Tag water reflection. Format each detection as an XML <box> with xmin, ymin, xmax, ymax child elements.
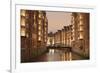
<box><xmin>48</xmin><ymin>48</ymin><xmax>72</xmax><ymax>61</ymax></box>
<box><xmin>49</xmin><ymin>49</ymin><xmax>55</xmax><ymax>54</ymax></box>
<box><xmin>31</xmin><ymin>48</ymin><xmax>85</xmax><ymax>62</ymax></box>
<box><xmin>61</xmin><ymin>51</ymin><xmax>72</xmax><ymax>61</ymax></box>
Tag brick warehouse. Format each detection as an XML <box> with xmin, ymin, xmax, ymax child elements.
<box><xmin>20</xmin><ymin>10</ymin><xmax>48</xmax><ymax>62</ymax></box>
<box><xmin>71</xmin><ymin>13</ymin><xmax>90</xmax><ymax>58</ymax></box>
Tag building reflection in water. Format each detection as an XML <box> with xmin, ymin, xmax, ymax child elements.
<box><xmin>61</xmin><ymin>51</ymin><xmax>72</xmax><ymax>61</ymax></box>
<box><xmin>48</xmin><ymin>48</ymin><xmax>72</xmax><ymax>61</ymax></box>
<box><xmin>49</xmin><ymin>49</ymin><xmax>55</xmax><ymax>54</ymax></box>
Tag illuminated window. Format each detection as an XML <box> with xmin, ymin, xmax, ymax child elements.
<box><xmin>34</xmin><ymin>15</ymin><xmax>36</xmax><ymax>20</ymax></box>
<box><xmin>21</xmin><ymin>18</ymin><xmax>25</xmax><ymax>26</ymax></box>
<box><xmin>38</xmin><ymin>31</ymin><xmax>41</xmax><ymax>35</ymax></box>
<box><xmin>38</xmin><ymin>11</ymin><xmax>42</xmax><ymax>18</ymax></box>
<box><xmin>38</xmin><ymin>26</ymin><xmax>41</xmax><ymax>30</ymax></box>
<box><xmin>79</xmin><ymin>26</ymin><xmax>83</xmax><ymax>31</ymax></box>
<box><xmin>79</xmin><ymin>14</ymin><xmax>82</xmax><ymax>19</ymax></box>
<box><xmin>79</xmin><ymin>21</ymin><xmax>83</xmax><ymax>25</ymax></box>
<box><xmin>21</xmin><ymin>28</ymin><xmax>25</xmax><ymax>36</ymax></box>
<box><xmin>21</xmin><ymin>10</ymin><xmax>25</xmax><ymax>16</ymax></box>
<box><xmin>38</xmin><ymin>14</ymin><xmax>42</xmax><ymax>18</ymax></box>
<box><xmin>79</xmin><ymin>32</ymin><xmax>83</xmax><ymax>39</ymax></box>
<box><xmin>38</xmin><ymin>20</ymin><xmax>41</xmax><ymax>24</ymax></box>
<box><xmin>38</xmin><ymin>36</ymin><xmax>41</xmax><ymax>41</ymax></box>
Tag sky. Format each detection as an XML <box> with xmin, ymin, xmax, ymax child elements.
<box><xmin>46</xmin><ymin>11</ymin><xmax>72</xmax><ymax>33</ymax></box>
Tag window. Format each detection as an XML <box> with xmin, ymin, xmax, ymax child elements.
<box><xmin>38</xmin><ymin>36</ymin><xmax>41</xmax><ymax>41</ymax></box>
<box><xmin>21</xmin><ymin>10</ymin><xmax>25</xmax><ymax>16</ymax></box>
<box><xmin>38</xmin><ymin>31</ymin><xmax>41</xmax><ymax>35</ymax></box>
<box><xmin>38</xmin><ymin>11</ymin><xmax>42</xmax><ymax>18</ymax></box>
<box><xmin>38</xmin><ymin>20</ymin><xmax>41</xmax><ymax>24</ymax></box>
<box><xmin>38</xmin><ymin>14</ymin><xmax>42</xmax><ymax>18</ymax></box>
<box><xmin>34</xmin><ymin>14</ymin><xmax>36</xmax><ymax>20</ymax></box>
<box><xmin>38</xmin><ymin>26</ymin><xmax>41</xmax><ymax>30</ymax></box>
<box><xmin>79</xmin><ymin>26</ymin><xmax>83</xmax><ymax>31</ymax></box>
<box><xmin>21</xmin><ymin>28</ymin><xmax>25</xmax><ymax>36</ymax></box>
<box><xmin>79</xmin><ymin>14</ymin><xmax>82</xmax><ymax>19</ymax></box>
<box><xmin>21</xmin><ymin>18</ymin><xmax>25</xmax><ymax>26</ymax></box>
<box><xmin>79</xmin><ymin>32</ymin><xmax>84</xmax><ymax>39</ymax></box>
<box><xmin>79</xmin><ymin>21</ymin><xmax>83</xmax><ymax>25</ymax></box>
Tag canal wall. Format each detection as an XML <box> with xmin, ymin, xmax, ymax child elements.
<box><xmin>72</xmin><ymin>48</ymin><xmax>89</xmax><ymax>59</ymax></box>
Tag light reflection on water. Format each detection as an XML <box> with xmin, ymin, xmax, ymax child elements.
<box><xmin>61</xmin><ymin>52</ymin><xmax>72</xmax><ymax>61</ymax></box>
<box><xmin>48</xmin><ymin>49</ymin><xmax>72</xmax><ymax>61</ymax></box>
<box><xmin>49</xmin><ymin>49</ymin><xmax>55</xmax><ymax>54</ymax></box>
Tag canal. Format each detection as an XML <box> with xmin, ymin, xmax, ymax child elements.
<box><xmin>32</xmin><ymin>48</ymin><xmax>87</xmax><ymax>62</ymax></box>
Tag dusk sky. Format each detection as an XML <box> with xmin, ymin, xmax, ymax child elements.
<box><xmin>46</xmin><ymin>11</ymin><xmax>72</xmax><ymax>33</ymax></box>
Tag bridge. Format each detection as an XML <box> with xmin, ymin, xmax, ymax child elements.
<box><xmin>46</xmin><ymin>46</ymin><xmax>72</xmax><ymax>52</ymax></box>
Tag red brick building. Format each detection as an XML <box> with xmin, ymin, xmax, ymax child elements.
<box><xmin>20</xmin><ymin>10</ymin><xmax>48</xmax><ymax>62</ymax></box>
<box><xmin>71</xmin><ymin>13</ymin><xmax>90</xmax><ymax>58</ymax></box>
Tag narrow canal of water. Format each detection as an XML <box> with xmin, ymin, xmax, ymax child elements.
<box><xmin>32</xmin><ymin>48</ymin><xmax>86</xmax><ymax>62</ymax></box>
